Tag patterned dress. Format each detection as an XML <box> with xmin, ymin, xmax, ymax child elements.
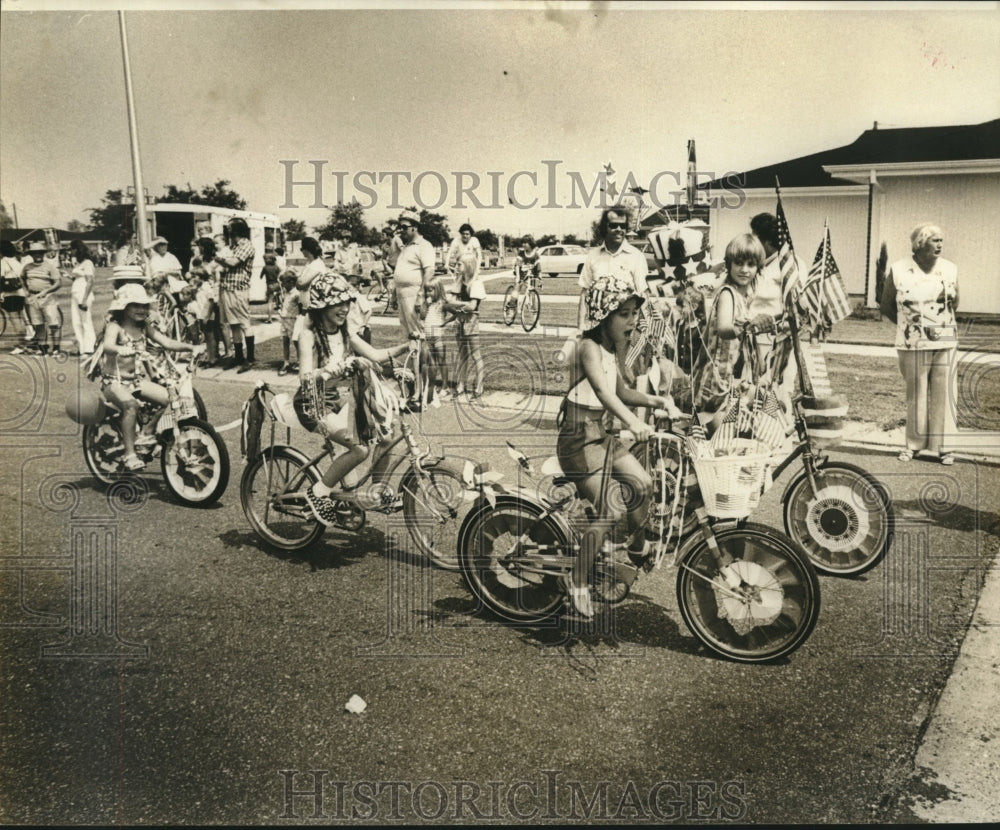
<box><xmin>691</xmin><ymin>284</ymin><xmax>751</xmax><ymax>414</ymax></box>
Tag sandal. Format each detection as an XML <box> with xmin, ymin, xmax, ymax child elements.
<box><xmin>135</xmin><ymin>433</ymin><xmax>158</xmax><ymax>448</ymax></box>
<box><xmin>939</xmin><ymin>452</ymin><xmax>955</xmax><ymax>466</ymax></box>
<box><xmin>898</xmin><ymin>449</ymin><xmax>914</xmax><ymax>462</ymax></box>
<box><xmin>123</xmin><ymin>453</ymin><xmax>145</xmax><ymax>471</ymax></box>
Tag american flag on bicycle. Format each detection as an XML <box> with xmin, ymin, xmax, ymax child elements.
<box><xmin>800</xmin><ymin>223</ymin><xmax>852</xmax><ymax>330</ymax></box>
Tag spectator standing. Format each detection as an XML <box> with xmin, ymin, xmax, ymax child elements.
<box><xmin>215</xmin><ymin>218</ymin><xmax>257</xmax><ymax>373</ymax></box>
<box><xmin>879</xmin><ymin>222</ymin><xmax>959</xmax><ymax>465</ymax></box>
<box><xmin>114</xmin><ymin>231</ymin><xmax>143</xmax><ymax>267</ymax></box>
<box><xmin>444</xmin><ymin>255</ymin><xmax>486</xmax><ymax>400</ymax></box>
<box><xmin>748</xmin><ymin>212</ymin><xmax>804</xmax><ymax>409</ymax></box>
<box><xmin>20</xmin><ymin>242</ymin><xmax>63</xmax><ymax>354</ymax></box>
<box><xmin>393</xmin><ymin>210</ymin><xmax>435</xmax><ymax>339</ymax></box>
<box><xmin>68</xmin><ymin>240</ymin><xmax>97</xmax><ymax>357</ymax></box>
<box><xmin>446</xmin><ymin>223</ymin><xmax>482</xmax><ymax>276</ymax></box>
<box><xmin>334</xmin><ymin>230</ymin><xmax>360</xmax><ymax>278</ymax></box>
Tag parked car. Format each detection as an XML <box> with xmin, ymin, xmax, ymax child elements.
<box><xmin>631</xmin><ymin>238</ymin><xmax>664</xmax><ymax>278</ymax></box>
<box><xmin>537</xmin><ymin>244</ymin><xmax>588</xmax><ymax>277</ymax></box>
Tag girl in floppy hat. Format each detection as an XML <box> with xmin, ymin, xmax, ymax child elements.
<box><xmin>556</xmin><ymin>274</ymin><xmax>680</xmax><ymax>618</ymax></box>
<box><xmin>296</xmin><ymin>271</ymin><xmax>416</xmax><ymax>527</ymax></box>
<box><xmin>100</xmin><ymin>284</ymin><xmax>204</xmax><ymax>471</ymax></box>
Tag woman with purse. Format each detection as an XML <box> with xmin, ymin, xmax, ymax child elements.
<box><xmin>879</xmin><ymin>223</ymin><xmax>959</xmax><ymax>465</ymax></box>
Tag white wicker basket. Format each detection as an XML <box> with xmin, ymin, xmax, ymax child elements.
<box><xmin>689</xmin><ymin>437</ymin><xmax>772</xmax><ymax>519</ymax></box>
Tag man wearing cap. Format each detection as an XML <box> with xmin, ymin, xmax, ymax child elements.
<box><xmin>392</xmin><ymin>210</ymin><xmax>435</xmax><ymax>339</ymax></box>
<box><xmin>215</xmin><ymin>218</ymin><xmax>258</xmax><ymax>372</ymax></box>
<box><xmin>20</xmin><ymin>242</ymin><xmax>63</xmax><ymax>354</ymax></box>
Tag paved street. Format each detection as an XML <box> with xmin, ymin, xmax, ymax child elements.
<box><xmin>1</xmin><ymin>351</ymin><xmax>998</xmax><ymax>824</ymax></box>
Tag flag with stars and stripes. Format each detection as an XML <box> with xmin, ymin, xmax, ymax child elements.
<box><xmin>625</xmin><ymin>300</ymin><xmax>667</xmax><ymax>371</ymax></box>
<box><xmin>775</xmin><ymin>184</ymin><xmax>803</xmax><ymax>301</ymax></box>
<box><xmin>801</xmin><ymin>223</ymin><xmax>852</xmax><ymax>330</ymax></box>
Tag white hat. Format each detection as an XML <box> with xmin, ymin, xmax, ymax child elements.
<box><xmin>146</xmin><ymin>236</ymin><xmax>169</xmax><ymax>249</ymax></box>
<box><xmin>109</xmin><ymin>283</ymin><xmax>155</xmax><ymax>311</ymax></box>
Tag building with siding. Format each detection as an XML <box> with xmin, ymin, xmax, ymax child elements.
<box><xmin>701</xmin><ymin>119</ymin><xmax>1000</xmax><ymax>315</ymax></box>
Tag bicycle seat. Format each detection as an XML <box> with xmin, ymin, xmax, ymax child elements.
<box><xmin>540</xmin><ymin>455</ymin><xmax>572</xmax><ymax>489</ymax></box>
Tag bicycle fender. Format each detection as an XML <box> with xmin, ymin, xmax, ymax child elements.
<box><xmin>457</xmin><ymin>492</ymin><xmax>574</xmax><ymax>545</ymax></box>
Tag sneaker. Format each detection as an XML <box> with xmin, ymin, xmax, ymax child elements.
<box><xmin>277</xmin><ymin>362</ymin><xmax>290</xmax><ymax>376</ymax></box>
<box><xmin>560</xmin><ymin>576</ymin><xmax>594</xmax><ymax>619</ymax></box>
<box><xmin>303</xmin><ymin>485</ymin><xmax>338</xmax><ymax>526</ymax></box>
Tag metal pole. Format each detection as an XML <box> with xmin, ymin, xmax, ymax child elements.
<box><xmin>11</xmin><ymin>202</ymin><xmax>19</xmax><ymax>229</ymax></box>
<box><xmin>119</xmin><ymin>12</ymin><xmax>150</xmax><ymax>258</ymax></box>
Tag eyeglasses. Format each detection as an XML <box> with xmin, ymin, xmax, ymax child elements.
<box><xmin>607</xmin><ymin>221</ymin><xmax>628</xmax><ymax>229</ymax></box>
<box><xmin>399</xmin><ymin>223</ymin><xmax>415</xmax><ymax>230</ymax></box>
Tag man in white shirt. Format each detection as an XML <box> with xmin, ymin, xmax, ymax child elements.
<box><xmin>577</xmin><ymin>207</ymin><xmax>649</xmax><ymax>331</ymax></box>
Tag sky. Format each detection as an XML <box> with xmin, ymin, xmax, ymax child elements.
<box><xmin>1</xmin><ymin>1</ymin><xmax>998</xmax><ymax>241</ymax></box>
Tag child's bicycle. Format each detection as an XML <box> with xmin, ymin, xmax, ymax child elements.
<box><xmin>238</xmin><ymin>357</ymin><xmax>474</xmax><ymax>568</ymax></box>
<box><xmin>502</xmin><ymin>261</ymin><xmax>542</xmax><ymax>333</ymax></box>
<box><xmin>76</xmin><ymin>351</ymin><xmax>229</xmax><ymax>506</ymax></box>
<box><xmin>457</xmin><ymin>414</ymin><xmax>821</xmax><ymax>663</ymax></box>
<box><xmin>742</xmin><ymin>303</ymin><xmax>894</xmax><ymax>576</ymax></box>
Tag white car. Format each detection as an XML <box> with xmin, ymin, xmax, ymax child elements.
<box><xmin>537</xmin><ymin>244</ymin><xmax>588</xmax><ymax>277</ymax></box>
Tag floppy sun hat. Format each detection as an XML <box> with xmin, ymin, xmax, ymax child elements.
<box><xmin>109</xmin><ymin>283</ymin><xmax>155</xmax><ymax>312</ymax></box>
<box><xmin>309</xmin><ymin>272</ymin><xmax>356</xmax><ymax>309</ymax></box>
<box><xmin>583</xmin><ymin>275</ymin><xmax>644</xmax><ymax>331</ymax></box>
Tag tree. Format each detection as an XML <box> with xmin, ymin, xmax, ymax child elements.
<box><xmin>281</xmin><ymin>219</ymin><xmax>306</xmax><ymax>241</ymax></box>
<box><xmin>535</xmin><ymin>234</ymin><xmax>558</xmax><ymax>247</ymax></box>
<box><xmin>0</xmin><ymin>200</ymin><xmax>13</xmax><ymax>230</ymax></box>
<box><xmin>66</xmin><ymin>220</ymin><xmax>89</xmax><ymax>233</ymax></box>
<box><xmin>414</xmin><ymin>207</ymin><xmax>450</xmax><ymax>248</ymax></box>
<box><xmin>160</xmin><ymin>179</ymin><xmax>247</xmax><ymax>210</ymax></box>
<box><xmin>315</xmin><ymin>200</ymin><xmax>373</xmax><ymax>244</ymax></box>
<box><xmin>87</xmin><ymin>189</ymin><xmax>131</xmax><ymax>241</ymax></box>
<box><xmin>475</xmin><ymin>227</ymin><xmax>499</xmax><ymax>250</ymax></box>
<box><xmin>561</xmin><ymin>233</ymin><xmax>587</xmax><ymax>246</ymax></box>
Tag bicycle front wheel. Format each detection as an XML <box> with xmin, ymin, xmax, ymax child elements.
<box><xmin>241</xmin><ymin>445</ymin><xmax>324</xmax><ymax>550</ymax></box>
<box><xmin>520</xmin><ymin>289</ymin><xmax>540</xmax><ymax>332</ymax></box>
<box><xmin>501</xmin><ymin>285</ymin><xmax>517</xmax><ymax>326</ymax></box>
<box><xmin>400</xmin><ymin>458</ymin><xmax>472</xmax><ymax>570</ymax></box>
<box><xmin>782</xmin><ymin>461</ymin><xmax>893</xmax><ymax>576</ymax></box>
<box><xmin>676</xmin><ymin>522</ymin><xmax>820</xmax><ymax>663</ymax></box>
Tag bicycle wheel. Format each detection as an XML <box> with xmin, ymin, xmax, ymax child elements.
<box><xmin>159</xmin><ymin>418</ymin><xmax>230</xmax><ymax>507</ymax></box>
<box><xmin>82</xmin><ymin>421</ymin><xmax>126</xmax><ymax>485</ymax></box>
<box><xmin>400</xmin><ymin>458</ymin><xmax>472</xmax><ymax>570</ymax></box>
<box><xmin>241</xmin><ymin>445</ymin><xmax>325</xmax><ymax>551</ymax></box>
<box><xmin>676</xmin><ymin>522</ymin><xmax>820</xmax><ymax>663</ymax></box>
<box><xmin>520</xmin><ymin>289</ymin><xmax>540</xmax><ymax>332</ymax></box>
<box><xmin>782</xmin><ymin>461</ymin><xmax>893</xmax><ymax>576</ymax></box>
<box><xmin>502</xmin><ymin>286</ymin><xmax>518</xmax><ymax>326</ymax></box>
<box><xmin>457</xmin><ymin>496</ymin><xmax>570</xmax><ymax>622</ymax></box>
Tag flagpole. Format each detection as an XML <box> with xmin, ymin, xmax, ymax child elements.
<box><xmin>119</xmin><ymin>11</ymin><xmax>150</xmax><ymax>257</ymax></box>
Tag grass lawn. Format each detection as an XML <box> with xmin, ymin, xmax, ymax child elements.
<box><xmin>253</xmin><ymin>326</ymin><xmax>1000</xmax><ymax>433</ymax></box>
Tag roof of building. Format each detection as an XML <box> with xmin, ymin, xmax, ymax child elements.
<box><xmin>702</xmin><ymin>118</ymin><xmax>1000</xmax><ymax>190</ymax></box>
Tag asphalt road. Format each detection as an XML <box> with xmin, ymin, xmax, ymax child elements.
<box><xmin>1</xmin><ymin>357</ymin><xmax>998</xmax><ymax>825</ymax></box>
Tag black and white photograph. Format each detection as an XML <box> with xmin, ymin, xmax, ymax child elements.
<box><xmin>1</xmin><ymin>0</ymin><xmax>998</xmax><ymax>824</ymax></box>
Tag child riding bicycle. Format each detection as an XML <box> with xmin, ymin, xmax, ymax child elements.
<box><xmin>556</xmin><ymin>275</ymin><xmax>680</xmax><ymax>618</ymax></box>
<box><xmin>297</xmin><ymin>271</ymin><xmax>417</xmax><ymax>526</ymax></box>
<box><xmin>100</xmin><ymin>284</ymin><xmax>205</xmax><ymax>471</ymax></box>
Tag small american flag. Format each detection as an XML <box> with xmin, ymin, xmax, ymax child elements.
<box><xmin>801</xmin><ymin>224</ymin><xmax>852</xmax><ymax>330</ymax></box>
<box><xmin>752</xmin><ymin>387</ymin><xmax>790</xmax><ymax>451</ymax></box>
<box><xmin>775</xmin><ymin>184</ymin><xmax>802</xmax><ymax>302</ymax></box>
<box><xmin>625</xmin><ymin>301</ymin><xmax>666</xmax><ymax>370</ymax></box>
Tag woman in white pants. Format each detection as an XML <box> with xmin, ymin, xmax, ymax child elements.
<box><xmin>69</xmin><ymin>240</ymin><xmax>96</xmax><ymax>356</ymax></box>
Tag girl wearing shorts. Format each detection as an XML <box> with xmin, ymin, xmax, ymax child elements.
<box><xmin>297</xmin><ymin>272</ymin><xmax>415</xmax><ymax>526</ymax></box>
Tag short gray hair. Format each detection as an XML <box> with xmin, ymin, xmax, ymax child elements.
<box><xmin>910</xmin><ymin>222</ymin><xmax>942</xmax><ymax>252</ymax></box>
